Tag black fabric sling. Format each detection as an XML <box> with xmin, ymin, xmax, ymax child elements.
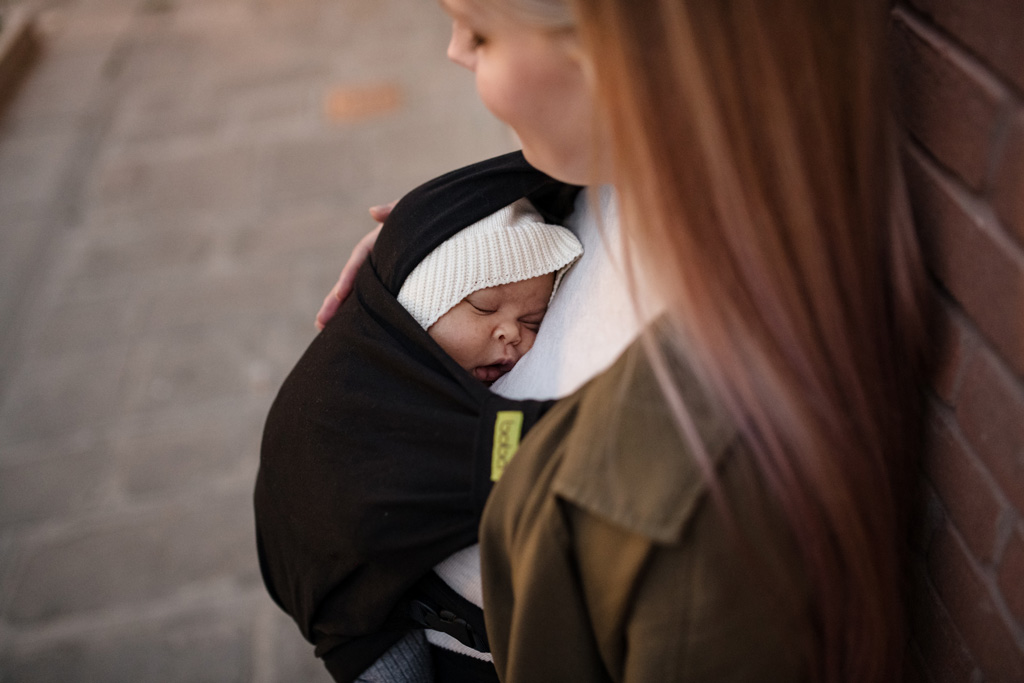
<box><xmin>254</xmin><ymin>152</ymin><xmax>580</xmax><ymax>683</ymax></box>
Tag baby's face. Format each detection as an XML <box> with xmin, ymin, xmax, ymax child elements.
<box><xmin>428</xmin><ymin>272</ymin><xmax>555</xmax><ymax>385</ymax></box>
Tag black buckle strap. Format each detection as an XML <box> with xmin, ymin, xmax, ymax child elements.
<box><xmin>409</xmin><ymin>599</ymin><xmax>489</xmax><ymax>652</ymax></box>
<box><xmin>408</xmin><ymin>573</ymin><xmax>491</xmax><ymax>653</ymax></box>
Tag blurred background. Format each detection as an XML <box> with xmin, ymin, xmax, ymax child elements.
<box><xmin>0</xmin><ymin>0</ymin><xmax>514</xmax><ymax>680</ymax></box>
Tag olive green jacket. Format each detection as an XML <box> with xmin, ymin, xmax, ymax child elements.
<box><xmin>480</xmin><ymin>335</ymin><xmax>813</xmax><ymax>682</ymax></box>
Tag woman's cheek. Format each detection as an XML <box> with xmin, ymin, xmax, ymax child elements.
<box><xmin>474</xmin><ymin>63</ymin><xmax>520</xmax><ymax>133</ymax></box>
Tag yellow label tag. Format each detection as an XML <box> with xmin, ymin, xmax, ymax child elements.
<box><xmin>491</xmin><ymin>411</ymin><xmax>524</xmax><ymax>482</ymax></box>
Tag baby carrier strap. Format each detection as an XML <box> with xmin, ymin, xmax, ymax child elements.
<box><xmin>469</xmin><ymin>394</ymin><xmax>555</xmax><ymax>510</ymax></box>
<box><xmin>409</xmin><ymin>571</ymin><xmax>490</xmax><ymax>653</ymax></box>
<box><xmin>257</xmin><ymin>153</ymin><xmax>580</xmax><ymax>681</ymax></box>
<box><xmin>374</xmin><ymin>150</ymin><xmax>582</xmax><ymax>296</ymax></box>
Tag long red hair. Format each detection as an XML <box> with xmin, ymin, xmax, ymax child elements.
<box><xmin>470</xmin><ymin>0</ymin><xmax>930</xmax><ymax>677</ymax></box>
<box><xmin>571</xmin><ymin>0</ymin><xmax>930</xmax><ymax>679</ymax></box>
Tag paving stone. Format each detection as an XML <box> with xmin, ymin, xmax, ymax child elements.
<box><xmin>128</xmin><ymin>296</ymin><xmax>310</xmax><ymax>397</ymax></box>
<box><xmin>0</xmin><ymin>440</ymin><xmax>113</xmax><ymax>527</ymax></box>
<box><xmin>41</xmin><ymin>6</ymin><xmax>135</xmax><ymax>52</ymax></box>
<box><xmin>109</xmin><ymin>24</ymin><xmax>207</xmax><ymax>86</ymax></box>
<box><xmin>356</xmin><ymin>113</ymin><xmax>515</xmax><ymax>196</ymax></box>
<box><xmin>168</xmin><ymin>0</ymin><xmax>256</xmax><ymax>35</ymax></box>
<box><xmin>2</xmin><ymin>492</ymin><xmax>259</xmax><ymax>624</ymax></box>
<box><xmin>220</xmin><ymin>201</ymin><xmax>360</xmax><ymax>265</ymax></box>
<box><xmin>0</xmin><ymin>207</ymin><xmax>57</xmax><ymax>341</ymax></box>
<box><xmin>44</xmin><ymin>225</ymin><xmax>205</xmax><ymax>305</ymax></box>
<box><xmin>109</xmin><ymin>396</ymin><xmax>265</xmax><ymax>501</ymax></box>
<box><xmin>106</xmin><ymin>81</ymin><xmax>226</xmax><ymax>147</ymax></box>
<box><xmin>1</xmin><ymin>46</ymin><xmax>114</xmax><ymax>137</ymax></box>
<box><xmin>218</xmin><ymin>76</ymin><xmax>322</xmax><ymax>134</ymax></box>
<box><xmin>20</xmin><ymin>283</ymin><xmax>142</xmax><ymax>358</ymax></box>
<box><xmin>88</xmin><ymin>142</ymin><xmax>262</xmax><ymax>222</ymax></box>
<box><xmin>0</xmin><ymin>345</ymin><xmax>131</xmax><ymax>444</ymax></box>
<box><xmin>2</xmin><ymin>599</ymin><xmax>255</xmax><ymax>683</ymax></box>
<box><xmin>128</xmin><ymin>260</ymin><xmax>305</xmax><ymax>334</ymax></box>
<box><xmin>118</xmin><ymin>324</ymin><xmax>270</xmax><ymax>415</ymax></box>
<box><xmin>212</xmin><ymin>35</ymin><xmax>327</xmax><ymax>87</ymax></box>
<box><xmin>0</xmin><ymin>0</ymin><xmax>514</xmax><ymax>678</ymax></box>
<box><xmin>257</xmin><ymin>132</ymin><xmax>367</xmax><ymax>210</ymax></box>
<box><xmin>0</xmin><ymin>129</ymin><xmax>78</xmax><ymax>208</ymax></box>
<box><xmin>76</xmin><ymin>211</ymin><xmax>220</xmax><ymax>274</ymax></box>
<box><xmin>286</xmin><ymin>247</ymin><xmax>374</xmax><ymax>321</ymax></box>
<box><xmin>0</xmin><ymin>426</ymin><xmax>105</xmax><ymax>468</ymax></box>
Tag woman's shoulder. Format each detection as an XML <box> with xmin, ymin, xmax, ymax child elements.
<box><xmin>496</xmin><ymin>325</ymin><xmax>741</xmax><ymax>544</ymax></box>
<box><xmin>557</xmin><ymin>331</ymin><xmax>736</xmax><ymax>542</ymax></box>
<box><xmin>482</xmin><ymin>328</ymin><xmax>812</xmax><ymax>680</ymax></box>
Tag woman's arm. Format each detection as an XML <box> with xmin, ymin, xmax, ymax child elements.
<box><xmin>570</xmin><ymin>499</ymin><xmax>811</xmax><ymax>683</ymax></box>
<box><xmin>484</xmin><ymin>476</ymin><xmax>811</xmax><ymax>683</ymax></box>
<box><xmin>315</xmin><ymin>202</ymin><xmax>395</xmax><ymax>330</ymax></box>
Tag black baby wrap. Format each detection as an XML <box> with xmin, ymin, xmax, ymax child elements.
<box><xmin>254</xmin><ymin>152</ymin><xmax>580</xmax><ymax>681</ymax></box>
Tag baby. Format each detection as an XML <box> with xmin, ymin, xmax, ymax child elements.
<box><xmin>256</xmin><ymin>152</ymin><xmax>584</xmax><ymax>683</ymax></box>
<box><xmin>397</xmin><ymin>197</ymin><xmax>581</xmax><ymax>385</ymax></box>
<box><xmin>352</xmin><ymin>199</ymin><xmax>581</xmax><ymax>683</ymax></box>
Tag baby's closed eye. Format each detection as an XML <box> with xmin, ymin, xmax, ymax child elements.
<box><xmin>520</xmin><ymin>315</ymin><xmax>544</xmax><ymax>332</ymax></box>
<box><xmin>467</xmin><ymin>300</ymin><xmax>496</xmax><ymax>314</ymax></box>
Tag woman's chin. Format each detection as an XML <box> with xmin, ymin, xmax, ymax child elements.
<box><xmin>519</xmin><ymin>145</ymin><xmax>592</xmax><ymax>186</ymax></box>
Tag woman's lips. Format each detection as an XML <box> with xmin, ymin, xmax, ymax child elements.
<box><xmin>473</xmin><ymin>361</ymin><xmax>517</xmax><ymax>384</ymax></box>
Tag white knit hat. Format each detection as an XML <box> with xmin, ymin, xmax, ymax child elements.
<box><xmin>397</xmin><ymin>198</ymin><xmax>583</xmax><ymax>330</ymax></box>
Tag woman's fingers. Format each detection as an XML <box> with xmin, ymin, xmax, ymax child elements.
<box><xmin>315</xmin><ymin>290</ymin><xmax>343</xmax><ymax>331</ymax></box>
<box><xmin>315</xmin><ymin>222</ymin><xmax>384</xmax><ymax>330</ymax></box>
<box><xmin>368</xmin><ymin>199</ymin><xmax>398</xmax><ymax>223</ymax></box>
<box><xmin>314</xmin><ymin>201</ymin><xmax>396</xmax><ymax>330</ymax></box>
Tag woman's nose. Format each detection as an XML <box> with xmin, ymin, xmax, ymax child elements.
<box><xmin>447</xmin><ymin>22</ymin><xmax>476</xmax><ymax>71</ymax></box>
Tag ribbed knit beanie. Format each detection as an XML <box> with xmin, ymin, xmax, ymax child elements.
<box><xmin>397</xmin><ymin>198</ymin><xmax>583</xmax><ymax>330</ymax></box>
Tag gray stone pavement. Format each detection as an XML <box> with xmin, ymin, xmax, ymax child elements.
<box><xmin>0</xmin><ymin>0</ymin><xmax>513</xmax><ymax>680</ymax></box>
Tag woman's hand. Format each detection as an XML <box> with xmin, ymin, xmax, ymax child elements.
<box><xmin>315</xmin><ymin>202</ymin><xmax>396</xmax><ymax>330</ymax></box>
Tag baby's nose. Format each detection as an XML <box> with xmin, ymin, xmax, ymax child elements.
<box><xmin>495</xmin><ymin>321</ymin><xmax>521</xmax><ymax>345</ymax></box>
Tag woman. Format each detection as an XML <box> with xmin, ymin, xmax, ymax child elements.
<box><xmin>317</xmin><ymin>0</ymin><xmax>930</xmax><ymax>680</ymax></box>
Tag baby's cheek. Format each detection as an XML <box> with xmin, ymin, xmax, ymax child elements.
<box><xmin>519</xmin><ymin>329</ymin><xmax>539</xmax><ymax>355</ymax></box>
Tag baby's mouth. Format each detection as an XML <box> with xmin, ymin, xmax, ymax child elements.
<box><xmin>473</xmin><ymin>361</ymin><xmax>517</xmax><ymax>385</ymax></box>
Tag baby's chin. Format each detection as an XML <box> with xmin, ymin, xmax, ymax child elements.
<box><xmin>472</xmin><ymin>361</ymin><xmax>517</xmax><ymax>385</ymax></box>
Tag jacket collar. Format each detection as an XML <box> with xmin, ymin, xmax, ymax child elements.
<box><xmin>550</xmin><ymin>332</ymin><xmax>738</xmax><ymax>544</ymax></box>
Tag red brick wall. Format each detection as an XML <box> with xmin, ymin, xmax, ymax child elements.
<box><xmin>892</xmin><ymin>1</ymin><xmax>1024</xmax><ymax>681</ymax></box>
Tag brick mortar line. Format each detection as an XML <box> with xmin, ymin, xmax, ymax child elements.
<box><xmin>930</xmin><ymin>403</ymin><xmax>1021</xmax><ymax>567</ymax></box>
<box><xmin>911</xmin><ymin>549</ymin><xmax>985</xmax><ymax>682</ymax></box>
<box><xmin>892</xmin><ymin>2</ymin><xmax>1024</xmax><ymax>102</ymax></box>
<box><xmin>906</xmin><ymin>140</ymin><xmax>1024</xmax><ymax>266</ymax></box>
<box><xmin>933</xmin><ymin>296</ymin><xmax>975</xmax><ymax>405</ymax></box>
<box><xmin>891</xmin><ymin>5</ymin><xmax>1020</xmax><ymax>194</ymax></box>
<box><xmin>936</xmin><ymin>515</ymin><xmax>1024</xmax><ymax>657</ymax></box>
<box><xmin>913</xmin><ymin>548</ymin><xmax>983</xmax><ymax>679</ymax></box>
<box><xmin>926</xmin><ymin>276</ymin><xmax>1024</xmax><ymax>408</ymax></box>
<box><xmin>984</xmin><ymin>103</ymin><xmax>1017</xmax><ymax>199</ymax></box>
